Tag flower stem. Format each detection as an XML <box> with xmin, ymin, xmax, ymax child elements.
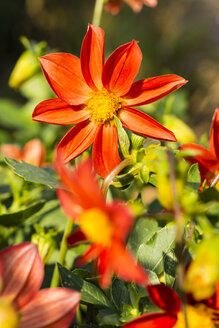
<box><xmin>92</xmin><ymin>0</ymin><xmax>104</xmax><ymax>26</ymax></box>
<box><xmin>50</xmin><ymin>219</ymin><xmax>74</xmax><ymax>288</ymax></box>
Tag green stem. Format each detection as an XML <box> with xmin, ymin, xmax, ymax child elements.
<box><xmin>92</xmin><ymin>0</ymin><xmax>104</xmax><ymax>26</ymax></box>
<box><xmin>50</xmin><ymin>219</ymin><xmax>74</xmax><ymax>288</ymax></box>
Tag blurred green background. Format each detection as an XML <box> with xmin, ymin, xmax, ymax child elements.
<box><xmin>1</xmin><ymin>0</ymin><xmax>219</xmax><ymax>137</ymax></box>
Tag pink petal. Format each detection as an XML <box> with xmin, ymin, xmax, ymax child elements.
<box><xmin>0</xmin><ymin>243</ymin><xmax>43</xmax><ymax>308</ymax></box>
<box><xmin>22</xmin><ymin>139</ymin><xmax>46</xmax><ymax>166</ymax></box>
<box><xmin>102</xmin><ymin>41</ymin><xmax>142</xmax><ymax>96</ymax></box>
<box><xmin>123</xmin><ymin>313</ymin><xmax>177</xmax><ymax>328</ymax></box>
<box><xmin>119</xmin><ymin>107</ymin><xmax>177</xmax><ymax>141</ymax></box>
<box><xmin>39</xmin><ymin>53</ymin><xmax>91</xmax><ymax>105</ymax></box>
<box><xmin>209</xmin><ymin>108</ymin><xmax>219</xmax><ymax>160</ymax></box>
<box><xmin>123</xmin><ymin>75</ymin><xmax>187</xmax><ymax>107</ymax></box>
<box><xmin>19</xmin><ymin>288</ymin><xmax>81</xmax><ymax>328</ymax></box>
<box><xmin>33</xmin><ymin>98</ymin><xmax>89</xmax><ymax>125</ymax></box>
<box><xmin>58</xmin><ymin>120</ymin><xmax>98</xmax><ymax>163</ymax></box>
<box><xmin>81</xmin><ymin>24</ymin><xmax>104</xmax><ymax>90</ymax></box>
<box><xmin>92</xmin><ymin>123</ymin><xmax>121</xmax><ymax>178</ymax></box>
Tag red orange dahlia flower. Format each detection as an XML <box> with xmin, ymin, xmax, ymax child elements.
<box><xmin>33</xmin><ymin>24</ymin><xmax>187</xmax><ymax>177</ymax></box>
<box><xmin>105</xmin><ymin>0</ymin><xmax>158</xmax><ymax>15</ymax></box>
<box><xmin>179</xmin><ymin>109</ymin><xmax>219</xmax><ymax>189</ymax></box>
<box><xmin>55</xmin><ymin>152</ymin><xmax>148</xmax><ymax>288</ymax></box>
<box><xmin>123</xmin><ymin>283</ymin><xmax>219</xmax><ymax>328</ymax></box>
<box><xmin>0</xmin><ymin>242</ymin><xmax>80</xmax><ymax>328</ymax></box>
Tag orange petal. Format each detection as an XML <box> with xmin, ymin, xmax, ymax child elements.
<box><xmin>119</xmin><ymin>107</ymin><xmax>177</xmax><ymax>141</ymax></box>
<box><xmin>22</xmin><ymin>139</ymin><xmax>46</xmax><ymax>166</ymax></box>
<box><xmin>104</xmin><ymin>0</ymin><xmax>122</xmax><ymax>14</ymax></box>
<box><xmin>81</xmin><ymin>24</ymin><xmax>104</xmax><ymax>90</ymax></box>
<box><xmin>209</xmin><ymin>108</ymin><xmax>219</xmax><ymax>160</ymax></box>
<box><xmin>58</xmin><ymin>120</ymin><xmax>98</xmax><ymax>163</ymax></box>
<box><xmin>0</xmin><ymin>243</ymin><xmax>43</xmax><ymax>308</ymax></box>
<box><xmin>123</xmin><ymin>313</ymin><xmax>177</xmax><ymax>328</ymax></box>
<box><xmin>123</xmin><ymin>75</ymin><xmax>187</xmax><ymax>107</ymax></box>
<box><xmin>1</xmin><ymin>144</ymin><xmax>22</xmax><ymax>161</ymax></box>
<box><xmin>76</xmin><ymin>244</ymin><xmax>102</xmax><ymax>267</ymax></box>
<box><xmin>32</xmin><ymin>98</ymin><xmax>89</xmax><ymax>125</ymax></box>
<box><xmin>102</xmin><ymin>41</ymin><xmax>142</xmax><ymax>96</ymax></box>
<box><xmin>92</xmin><ymin>123</ymin><xmax>121</xmax><ymax>177</ymax></box>
<box><xmin>148</xmin><ymin>284</ymin><xmax>181</xmax><ymax>314</ymax></box>
<box><xmin>39</xmin><ymin>53</ymin><xmax>91</xmax><ymax>105</ymax></box>
<box><xmin>57</xmin><ymin>188</ymin><xmax>83</xmax><ymax>219</ymax></box>
<box><xmin>19</xmin><ymin>288</ymin><xmax>81</xmax><ymax>328</ymax></box>
<box><xmin>98</xmin><ymin>249</ymin><xmax>113</xmax><ymax>288</ymax></box>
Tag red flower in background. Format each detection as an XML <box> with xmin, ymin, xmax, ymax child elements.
<box><xmin>123</xmin><ymin>284</ymin><xmax>219</xmax><ymax>328</ymax></box>
<box><xmin>105</xmin><ymin>0</ymin><xmax>158</xmax><ymax>15</ymax></box>
<box><xmin>1</xmin><ymin>139</ymin><xmax>46</xmax><ymax>167</ymax></box>
<box><xmin>179</xmin><ymin>109</ymin><xmax>219</xmax><ymax>189</ymax></box>
<box><xmin>0</xmin><ymin>242</ymin><xmax>80</xmax><ymax>328</ymax></box>
<box><xmin>33</xmin><ymin>24</ymin><xmax>187</xmax><ymax>177</ymax></box>
<box><xmin>55</xmin><ymin>152</ymin><xmax>148</xmax><ymax>288</ymax></box>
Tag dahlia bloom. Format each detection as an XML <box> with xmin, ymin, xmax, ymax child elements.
<box><xmin>123</xmin><ymin>283</ymin><xmax>219</xmax><ymax>328</ymax></box>
<box><xmin>55</xmin><ymin>152</ymin><xmax>148</xmax><ymax>288</ymax></box>
<box><xmin>179</xmin><ymin>109</ymin><xmax>219</xmax><ymax>188</ymax></box>
<box><xmin>1</xmin><ymin>139</ymin><xmax>46</xmax><ymax>167</ymax></box>
<box><xmin>0</xmin><ymin>242</ymin><xmax>80</xmax><ymax>328</ymax></box>
<box><xmin>105</xmin><ymin>0</ymin><xmax>158</xmax><ymax>15</ymax></box>
<box><xmin>33</xmin><ymin>24</ymin><xmax>187</xmax><ymax>177</ymax></box>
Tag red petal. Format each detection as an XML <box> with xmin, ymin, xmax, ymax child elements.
<box><xmin>92</xmin><ymin>123</ymin><xmax>121</xmax><ymax>177</ymax></box>
<box><xmin>123</xmin><ymin>313</ymin><xmax>177</xmax><ymax>328</ymax></box>
<box><xmin>39</xmin><ymin>53</ymin><xmax>91</xmax><ymax>105</ymax></box>
<box><xmin>81</xmin><ymin>24</ymin><xmax>104</xmax><ymax>90</ymax></box>
<box><xmin>148</xmin><ymin>284</ymin><xmax>181</xmax><ymax>314</ymax></box>
<box><xmin>98</xmin><ymin>249</ymin><xmax>113</xmax><ymax>288</ymax></box>
<box><xmin>58</xmin><ymin>120</ymin><xmax>98</xmax><ymax>163</ymax></box>
<box><xmin>0</xmin><ymin>243</ymin><xmax>43</xmax><ymax>308</ymax></box>
<box><xmin>104</xmin><ymin>1</ymin><xmax>122</xmax><ymax>14</ymax></box>
<box><xmin>123</xmin><ymin>75</ymin><xmax>187</xmax><ymax>107</ymax></box>
<box><xmin>209</xmin><ymin>108</ymin><xmax>219</xmax><ymax>160</ymax></box>
<box><xmin>57</xmin><ymin>189</ymin><xmax>83</xmax><ymax>219</ymax></box>
<box><xmin>206</xmin><ymin>281</ymin><xmax>219</xmax><ymax>310</ymax></box>
<box><xmin>67</xmin><ymin>229</ymin><xmax>87</xmax><ymax>247</ymax></box>
<box><xmin>19</xmin><ymin>288</ymin><xmax>81</xmax><ymax>328</ymax></box>
<box><xmin>103</xmin><ymin>41</ymin><xmax>142</xmax><ymax>96</ymax></box>
<box><xmin>33</xmin><ymin>98</ymin><xmax>89</xmax><ymax>125</ymax></box>
<box><xmin>76</xmin><ymin>244</ymin><xmax>102</xmax><ymax>266</ymax></box>
<box><xmin>22</xmin><ymin>139</ymin><xmax>46</xmax><ymax>166</ymax></box>
<box><xmin>1</xmin><ymin>144</ymin><xmax>22</xmax><ymax>161</ymax></box>
<box><xmin>119</xmin><ymin>107</ymin><xmax>177</xmax><ymax>141</ymax></box>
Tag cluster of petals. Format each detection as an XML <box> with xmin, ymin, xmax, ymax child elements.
<box><xmin>55</xmin><ymin>152</ymin><xmax>148</xmax><ymax>288</ymax></box>
<box><xmin>32</xmin><ymin>24</ymin><xmax>187</xmax><ymax>177</ymax></box>
<box><xmin>180</xmin><ymin>108</ymin><xmax>219</xmax><ymax>188</ymax></box>
<box><xmin>1</xmin><ymin>139</ymin><xmax>46</xmax><ymax>167</ymax></box>
<box><xmin>0</xmin><ymin>242</ymin><xmax>80</xmax><ymax>328</ymax></box>
<box><xmin>105</xmin><ymin>0</ymin><xmax>158</xmax><ymax>15</ymax></box>
<box><xmin>123</xmin><ymin>283</ymin><xmax>219</xmax><ymax>328</ymax></box>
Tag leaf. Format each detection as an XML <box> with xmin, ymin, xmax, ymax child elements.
<box><xmin>114</xmin><ymin>115</ymin><xmax>130</xmax><ymax>157</ymax></box>
<box><xmin>0</xmin><ymin>201</ymin><xmax>45</xmax><ymax>227</ymax></box>
<box><xmin>164</xmin><ymin>250</ymin><xmax>177</xmax><ymax>287</ymax></box>
<box><xmin>58</xmin><ymin>263</ymin><xmax>114</xmax><ymax>308</ymax></box>
<box><xmin>187</xmin><ymin>163</ymin><xmax>201</xmax><ymax>190</ymax></box>
<box><xmin>98</xmin><ymin>308</ymin><xmax>120</xmax><ymax>326</ymax></box>
<box><xmin>137</xmin><ymin>225</ymin><xmax>176</xmax><ymax>275</ymax></box>
<box><xmin>5</xmin><ymin>158</ymin><xmax>58</xmax><ymax>188</ymax></box>
<box><xmin>111</xmin><ymin>279</ymin><xmax>131</xmax><ymax>310</ymax></box>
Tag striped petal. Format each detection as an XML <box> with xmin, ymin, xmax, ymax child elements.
<box><xmin>209</xmin><ymin>108</ymin><xmax>219</xmax><ymax>160</ymax></box>
<box><xmin>32</xmin><ymin>98</ymin><xmax>89</xmax><ymax>125</ymax></box>
<box><xmin>123</xmin><ymin>75</ymin><xmax>187</xmax><ymax>107</ymax></box>
<box><xmin>92</xmin><ymin>123</ymin><xmax>121</xmax><ymax>177</ymax></box>
<box><xmin>103</xmin><ymin>41</ymin><xmax>142</xmax><ymax>96</ymax></box>
<box><xmin>81</xmin><ymin>24</ymin><xmax>104</xmax><ymax>90</ymax></box>
<box><xmin>123</xmin><ymin>313</ymin><xmax>177</xmax><ymax>328</ymax></box>
<box><xmin>119</xmin><ymin>107</ymin><xmax>177</xmax><ymax>141</ymax></box>
<box><xmin>39</xmin><ymin>53</ymin><xmax>91</xmax><ymax>105</ymax></box>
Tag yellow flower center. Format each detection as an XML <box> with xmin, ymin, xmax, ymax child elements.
<box><xmin>174</xmin><ymin>305</ymin><xmax>216</xmax><ymax>328</ymax></box>
<box><xmin>86</xmin><ymin>88</ymin><xmax>123</xmax><ymax>124</ymax></box>
<box><xmin>78</xmin><ymin>208</ymin><xmax>113</xmax><ymax>246</ymax></box>
<box><xmin>0</xmin><ymin>298</ymin><xmax>19</xmax><ymax>328</ymax></box>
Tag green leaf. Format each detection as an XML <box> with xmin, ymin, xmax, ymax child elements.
<box><xmin>164</xmin><ymin>250</ymin><xmax>176</xmax><ymax>287</ymax></box>
<box><xmin>0</xmin><ymin>201</ymin><xmax>45</xmax><ymax>227</ymax></box>
<box><xmin>187</xmin><ymin>163</ymin><xmax>201</xmax><ymax>190</ymax></box>
<box><xmin>137</xmin><ymin>225</ymin><xmax>176</xmax><ymax>275</ymax></box>
<box><xmin>58</xmin><ymin>264</ymin><xmax>114</xmax><ymax>308</ymax></box>
<box><xmin>114</xmin><ymin>116</ymin><xmax>130</xmax><ymax>157</ymax></box>
<box><xmin>5</xmin><ymin>158</ymin><xmax>58</xmax><ymax>188</ymax></box>
<box><xmin>98</xmin><ymin>308</ymin><xmax>120</xmax><ymax>326</ymax></box>
<box><xmin>111</xmin><ymin>279</ymin><xmax>131</xmax><ymax>310</ymax></box>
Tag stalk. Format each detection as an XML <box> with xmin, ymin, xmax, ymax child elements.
<box><xmin>92</xmin><ymin>0</ymin><xmax>104</xmax><ymax>26</ymax></box>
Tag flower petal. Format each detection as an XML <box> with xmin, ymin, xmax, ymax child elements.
<box><xmin>39</xmin><ymin>53</ymin><xmax>91</xmax><ymax>105</ymax></box>
<box><xmin>19</xmin><ymin>288</ymin><xmax>81</xmax><ymax>328</ymax></box>
<box><xmin>92</xmin><ymin>123</ymin><xmax>121</xmax><ymax>178</ymax></box>
<box><xmin>206</xmin><ymin>281</ymin><xmax>219</xmax><ymax>310</ymax></box>
<box><xmin>122</xmin><ymin>313</ymin><xmax>177</xmax><ymax>328</ymax></box>
<box><xmin>119</xmin><ymin>107</ymin><xmax>177</xmax><ymax>141</ymax></box>
<box><xmin>22</xmin><ymin>139</ymin><xmax>46</xmax><ymax>166</ymax></box>
<box><xmin>32</xmin><ymin>98</ymin><xmax>89</xmax><ymax>125</ymax></box>
<box><xmin>67</xmin><ymin>229</ymin><xmax>87</xmax><ymax>247</ymax></box>
<box><xmin>56</xmin><ymin>189</ymin><xmax>83</xmax><ymax>219</ymax></box>
<box><xmin>1</xmin><ymin>144</ymin><xmax>22</xmax><ymax>161</ymax></box>
<box><xmin>0</xmin><ymin>243</ymin><xmax>43</xmax><ymax>308</ymax></box>
<box><xmin>76</xmin><ymin>244</ymin><xmax>102</xmax><ymax>266</ymax></box>
<box><xmin>81</xmin><ymin>24</ymin><xmax>104</xmax><ymax>90</ymax></box>
<box><xmin>143</xmin><ymin>0</ymin><xmax>158</xmax><ymax>8</ymax></box>
<box><xmin>209</xmin><ymin>108</ymin><xmax>219</xmax><ymax>160</ymax></box>
<box><xmin>104</xmin><ymin>0</ymin><xmax>122</xmax><ymax>14</ymax></box>
<box><xmin>103</xmin><ymin>41</ymin><xmax>142</xmax><ymax>96</ymax></box>
<box><xmin>98</xmin><ymin>249</ymin><xmax>113</xmax><ymax>288</ymax></box>
<box><xmin>58</xmin><ymin>120</ymin><xmax>98</xmax><ymax>163</ymax></box>
<box><xmin>147</xmin><ymin>284</ymin><xmax>181</xmax><ymax>314</ymax></box>
<box><xmin>123</xmin><ymin>75</ymin><xmax>187</xmax><ymax>107</ymax></box>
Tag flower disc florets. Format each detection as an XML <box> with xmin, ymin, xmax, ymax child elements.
<box><xmin>174</xmin><ymin>305</ymin><xmax>215</xmax><ymax>328</ymax></box>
